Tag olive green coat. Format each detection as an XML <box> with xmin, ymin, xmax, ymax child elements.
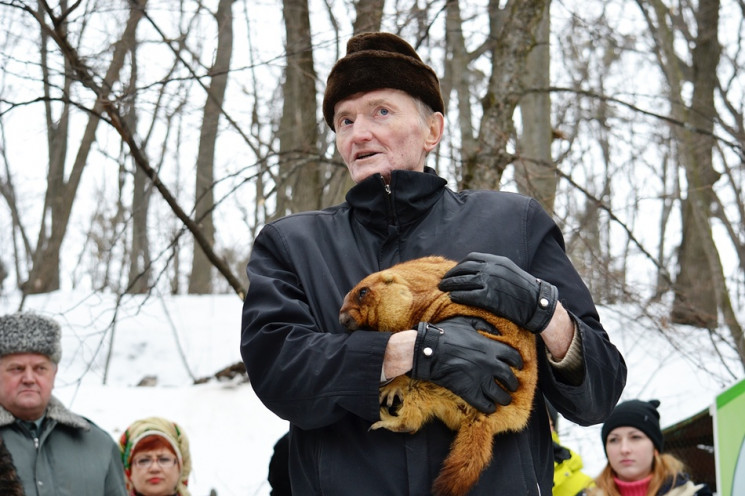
<box><xmin>0</xmin><ymin>396</ymin><xmax>127</xmax><ymax>496</ymax></box>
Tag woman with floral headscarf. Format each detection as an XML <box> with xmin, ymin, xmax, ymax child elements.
<box><xmin>120</xmin><ymin>417</ymin><xmax>191</xmax><ymax>496</ymax></box>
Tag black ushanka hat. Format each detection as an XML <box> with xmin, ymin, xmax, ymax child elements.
<box><xmin>322</xmin><ymin>32</ymin><xmax>444</xmax><ymax>130</ymax></box>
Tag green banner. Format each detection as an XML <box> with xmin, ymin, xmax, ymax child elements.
<box><xmin>714</xmin><ymin>378</ymin><xmax>745</xmax><ymax>496</ymax></box>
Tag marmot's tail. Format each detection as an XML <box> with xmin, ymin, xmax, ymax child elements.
<box><xmin>432</xmin><ymin>417</ymin><xmax>493</xmax><ymax>496</ymax></box>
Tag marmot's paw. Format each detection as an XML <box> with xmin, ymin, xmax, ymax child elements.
<box><xmin>371</xmin><ymin>416</ymin><xmax>417</xmax><ymax>433</ymax></box>
<box><xmin>379</xmin><ymin>388</ymin><xmax>404</xmax><ymax>416</ymax></box>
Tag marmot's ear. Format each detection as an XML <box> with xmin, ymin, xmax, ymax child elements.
<box><xmin>381</xmin><ymin>272</ymin><xmax>396</xmax><ymax>285</ymax></box>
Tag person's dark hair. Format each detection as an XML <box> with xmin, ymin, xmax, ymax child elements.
<box><xmin>268</xmin><ymin>432</ymin><xmax>292</xmax><ymax>496</ymax></box>
<box><xmin>0</xmin><ymin>434</ymin><xmax>24</xmax><ymax>496</ymax></box>
<box><xmin>131</xmin><ymin>435</ymin><xmax>178</xmax><ymax>461</ymax></box>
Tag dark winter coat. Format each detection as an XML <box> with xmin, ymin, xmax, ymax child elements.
<box><xmin>241</xmin><ymin>168</ymin><xmax>627</xmax><ymax>496</ymax></box>
<box><xmin>0</xmin><ymin>396</ymin><xmax>127</xmax><ymax>496</ymax></box>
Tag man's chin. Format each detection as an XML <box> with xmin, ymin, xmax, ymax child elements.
<box><xmin>14</xmin><ymin>395</ymin><xmax>44</xmax><ymax>413</ymax></box>
<box><xmin>349</xmin><ymin>162</ymin><xmax>392</xmax><ymax>182</ymax></box>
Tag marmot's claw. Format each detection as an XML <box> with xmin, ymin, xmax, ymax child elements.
<box><xmin>380</xmin><ymin>390</ymin><xmax>403</xmax><ymax>416</ymax></box>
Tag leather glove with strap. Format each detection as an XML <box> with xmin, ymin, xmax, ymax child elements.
<box><xmin>438</xmin><ymin>252</ymin><xmax>558</xmax><ymax>334</ymax></box>
<box><xmin>410</xmin><ymin>316</ymin><xmax>523</xmax><ymax>414</ymax></box>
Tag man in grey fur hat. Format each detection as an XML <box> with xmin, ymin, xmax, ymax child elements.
<box><xmin>0</xmin><ymin>311</ymin><xmax>127</xmax><ymax>496</ymax></box>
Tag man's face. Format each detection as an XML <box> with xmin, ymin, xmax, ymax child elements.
<box><xmin>333</xmin><ymin>88</ymin><xmax>443</xmax><ymax>183</ymax></box>
<box><xmin>0</xmin><ymin>353</ymin><xmax>57</xmax><ymax>420</ymax></box>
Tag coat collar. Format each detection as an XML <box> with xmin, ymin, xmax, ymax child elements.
<box><xmin>345</xmin><ymin>167</ymin><xmax>447</xmax><ymax>233</ymax></box>
<box><xmin>0</xmin><ymin>395</ymin><xmax>91</xmax><ymax>430</ymax></box>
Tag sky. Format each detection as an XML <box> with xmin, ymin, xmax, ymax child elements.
<box><xmin>0</xmin><ymin>289</ymin><xmax>742</xmax><ymax>495</ymax></box>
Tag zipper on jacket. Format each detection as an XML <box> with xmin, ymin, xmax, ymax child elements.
<box><xmin>383</xmin><ymin>182</ymin><xmax>396</xmax><ymax>226</ymax></box>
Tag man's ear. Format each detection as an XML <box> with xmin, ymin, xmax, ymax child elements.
<box><xmin>424</xmin><ymin>112</ymin><xmax>445</xmax><ymax>152</ymax></box>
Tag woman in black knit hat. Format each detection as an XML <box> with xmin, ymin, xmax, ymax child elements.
<box><xmin>580</xmin><ymin>399</ymin><xmax>711</xmax><ymax>496</ymax></box>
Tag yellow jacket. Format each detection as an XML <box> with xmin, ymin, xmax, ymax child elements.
<box><xmin>553</xmin><ymin>432</ymin><xmax>593</xmax><ymax>496</ymax></box>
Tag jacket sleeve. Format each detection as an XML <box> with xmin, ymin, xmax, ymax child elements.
<box><xmin>525</xmin><ymin>199</ymin><xmax>627</xmax><ymax>426</ymax></box>
<box><xmin>241</xmin><ymin>223</ymin><xmax>391</xmax><ymax>430</ymax></box>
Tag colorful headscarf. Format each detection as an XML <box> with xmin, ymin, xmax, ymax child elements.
<box><xmin>119</xmin><ymin>416</ymin><xmax>192</xmax><ymax>496</ymax></box>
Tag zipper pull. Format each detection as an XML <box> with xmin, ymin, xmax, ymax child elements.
<box><xmin>385</xmin><ymin>183</ymin><xmax>391</xmax><ymax>195</ymax></box>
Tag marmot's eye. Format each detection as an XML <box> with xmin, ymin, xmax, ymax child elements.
<box><xmin>356</xmin><ymin>287</ymin><xmax>369</xmax><ymax>302</ymax></box>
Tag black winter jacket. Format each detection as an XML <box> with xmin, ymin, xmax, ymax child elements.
<box><xmin>241</xmin><ymin>168</ymin><xmax>627</xmax><ymax>496</ymax></box>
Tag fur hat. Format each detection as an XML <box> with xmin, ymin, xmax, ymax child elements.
<box><xmin>322</xmin><ymin>32</ymin><xmax>444</xmax><ymax>130</ymax></box>
<box><xmin>0</xmin><ymin>312</ymin><xmax>62</xmax><ymax>364</ymax></box>
<box><xmin>120</xmin><ymin>416</ymin><xmax>192</xmax><ymax>496</ymax></box>
<box><xmin>601</xmin><ymin>399</ymin><xmax>664</xmax><ymax>452</ymax></box>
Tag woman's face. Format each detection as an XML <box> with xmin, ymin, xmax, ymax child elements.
<box><xmin>605</xmin><ymin>426</ymin><xmax>656</xmax><ymax>482</ymax></box>
<box><xmin>130</xmin><ymin>448</ymin><xmax>181</xmax><ymax>496</ymax></box>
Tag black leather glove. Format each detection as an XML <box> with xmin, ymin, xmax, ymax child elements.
<box><xmin>553</xmin><ymin>441</ymin><xmax>572</xmax><ymax>463</ymax></box>
<box><xmin>410</xmin><ymin>316</ymin><xmax>523</xmax><ymax>414</ymax></box>
<box><xmin>438</xmin><ymin>252</ymin><xmax>558</xmax><ymax>334</ymax></box>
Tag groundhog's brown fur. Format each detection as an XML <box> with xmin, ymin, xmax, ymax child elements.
<box><xmin>339</xmin><ymin>256</ymin><xmax>538</xmax><ymax>496</ymax></box>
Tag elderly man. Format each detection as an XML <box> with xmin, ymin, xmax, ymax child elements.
<box><xmin>0</xmin><ymin>312</ymin><xmax>127</xmax><ymax>495</ymax></box>
<box><xmin>241</xmin><ymin>32</ymin><xmax>626</xmax><ymax>495</ymax></box>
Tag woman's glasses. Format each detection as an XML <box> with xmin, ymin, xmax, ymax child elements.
<box><xmin>132</xmin><ymin>456</ymin><xmax>178</xmax><ymax>469</ymax></box>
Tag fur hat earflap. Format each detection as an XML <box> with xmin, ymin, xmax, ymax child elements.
<box><xmin>0</xmin><ymin>312</ymin><xmax>62</xmax><ymax>363</ymax></box>
<box><xmin>322</xmin><ymin>32</ymin><xmax>444</xmax><ymax>130</ymax></box>
<box><xmin>601</xmin><ymin>399</ymin><xmax>664</xmax><ymax>453</ymax></box>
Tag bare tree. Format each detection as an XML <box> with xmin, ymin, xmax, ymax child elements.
<box><xmin>275</xmin><ymin>0</ymin><xmax>320</xmax><ymax>217</ymax></box>
<box><xmin>189</xmin><ymin>0</ymin><xmax>234</xmax><ymax>293</ymax></box>
<box><xmin>516</xmin><ymin>1</ymin><xmax>557</xmax><ymax>211</ymax></box>
<box><xmin>20</xmin><ymin>0</ymin><xmax>146</xmax><ymax>294</ymax></box>
<box><xmin>634</xmin><ymin>0</ymin><xmax>744</xmax><ymax>365</ymax></box>
<box><xmin>461</xmin><ymin>0</ymin><xmax>549</xmax><ymax>190</ymax></box>
<box><xmin>124</xmin><ymin>35</ymin><xmax>152</xmax><ymax>294</ymax></box>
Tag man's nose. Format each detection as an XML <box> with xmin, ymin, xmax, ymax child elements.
<box><xmin>21</xmin><ymin>369</ymin><xmax>34</xmax><ymax>382</ymax></box>
<box><xmin>350</xmin><ymin>116</ymin><xmax>373</xmax><ymax>140</ymax></box>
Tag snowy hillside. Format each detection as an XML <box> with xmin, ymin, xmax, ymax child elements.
<box><xmin>0</xmin><ymin>291</ymin><xmax>288</xmax><ymax>496</ymax></box>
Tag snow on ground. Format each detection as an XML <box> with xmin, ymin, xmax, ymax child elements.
<box><xmin>0</xmin><ymin>291</ymin><xmax>288</xmax><ymax>496</ymax></box>
<box><xmin>0</xmin><ymin>290</ymin><xmax>742</xmax><ymax>494</ymax></box>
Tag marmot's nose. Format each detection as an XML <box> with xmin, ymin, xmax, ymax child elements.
<box><xmin>339</xmin><ymin>312</ymin><xmax>359</xmax><ymax>330</ymax></box>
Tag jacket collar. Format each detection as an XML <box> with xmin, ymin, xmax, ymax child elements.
<box><xmin>0</xmin><ymin>395</ymin><xmax>90</xmax><ymax>430</ymax></box>
<box><xmin>345</xmin><ymin>167</ymin><xmax>447</xmax><ymax>233</ymax></box>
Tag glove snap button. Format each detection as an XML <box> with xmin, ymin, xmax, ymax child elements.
<box><xmin>423</xmin><ymin>347</ymin><xmax>433</xmax><ymax>356</ymax></box>
<box><xmin>539</xmin><ymin>297</ymin><xmax>549</xmax><ymax>308</ymax></box>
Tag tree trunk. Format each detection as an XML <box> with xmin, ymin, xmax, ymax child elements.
<box><xmin>352</xmin><ymin>0</ymin><xmax>384</xmax><ymax>34</ymax></box>
<box><xmin>189</xmin><ymin>0</ymin><xmax>234</xmax><ymax>294</ymax></box>
<box><xmin>516</xmin><ymin>2</ymin><xmax>557</xmax><ymax>212</ymax></box>
<box><xmin>126</xmin><ymin>41</ymin><xmax>153</xmax><ymax>294</ymax></box>
<box><xmin>444</xmin><ymin>0</ymin><xmax>478</xmax><ymax>170</ymax></box>
<box><xmin>275</xmin><ymin>0</ymin><xmax>319</xmax><ymax>216</ymax></box>
<box><xmin>462</xmin><ymin>0</ymin><xmax>548</xmax><ymax>191</ymax></box>
<box><xmin>665</xmin><ymin>0</ymin><xmax>721</xmax><ymax>329</ymax></box>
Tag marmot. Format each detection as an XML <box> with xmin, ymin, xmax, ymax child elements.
<box><xmin>339</xmin><ymin>256</ymin><xmax>538</xmax><ymax>496</ymax></box>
